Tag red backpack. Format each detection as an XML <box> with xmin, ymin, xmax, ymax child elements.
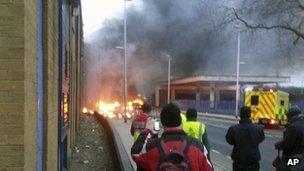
<box><xmin>157</xmin><ymin>139</ymin><xmax>190</xmax><ymax>171</ymax></box>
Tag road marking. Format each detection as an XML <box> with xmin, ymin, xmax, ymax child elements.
<box><xmin>211</xmin><ymin>149</ymin><xmax>220</xmax><ymax>154</ymax></box>
<box><xmin>265</xmin><ymin>134</ymin><xmax>283</xmax><ymax>138</ymax></box>
<box><xmin>207</xmin><ymin>123</ymin><xmax>229</xmax><ymax>130</ymax></box>
<box><xmin>265</xmin><ymin>134</ymin><xmax>274</xmax><ymax>138</ymax></box>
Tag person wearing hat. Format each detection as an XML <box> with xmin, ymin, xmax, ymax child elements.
<box><xmin>183</xmin><ymin>108</ymin><xmax>210</xmax><ymax>154</ymax></box>
<box><xmin>274</xmin><ymin>106</ymin><xmax>304</xmax><ymax>170</ymax></box>
<box><xmin>226</xmin><ymin>106</ymin><xmax>265</xmax><ymax>171</ymax></box>
<box><xmin>131</xmin><ymin>103</ymin><xmax>213</xmax><ymax>171</ymax></box>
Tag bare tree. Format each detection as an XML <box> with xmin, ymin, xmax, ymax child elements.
<box><xmin>230</xmin><ymin>0</ymin><xmax>304</xmax><ymax>44</ymax></box>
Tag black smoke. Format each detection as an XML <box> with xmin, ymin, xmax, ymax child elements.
<box><xmin>83</xmin><ymin>0</ymin><xmax>304</xmax><ymax>103</ymax></box>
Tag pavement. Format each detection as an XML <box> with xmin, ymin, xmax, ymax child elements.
<box><xmin>110</xmin><ymin>117</ymin><xmax>232</xmax><ymax>171</ymax></box>
<box><xmin>198</xmin><ymin>116</ymin><xmax>283</xmax><ymax>171</ymax></box>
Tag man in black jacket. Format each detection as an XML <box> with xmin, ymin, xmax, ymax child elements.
<box><xmin>275</xmin><ymin>107</ymin><xmax>304</xmax><ymax>170</ymax></box>
<box><xmin>226</xmin><ymin>106</ymin><xmax>265</xmax><ymax>171</ymax></box>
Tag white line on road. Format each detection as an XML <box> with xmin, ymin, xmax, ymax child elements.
<box><xmin>265</xmin><ymin>134</ymin><xmax>274</xmax><ymax>138</ymax></box>
<box><xmin>207</xmin><ymin>123</ymin><xmax>229</xmax><ymax>130</ymax></box>
<box><xmin>211</xmin><ymin>149</ymin><xmax>220</xmax><ymax>154</ymax></box>
<box><xmin>265</xmin><ymin>134</ymin><xmax>283</xmax><ymax>138</ymax></box>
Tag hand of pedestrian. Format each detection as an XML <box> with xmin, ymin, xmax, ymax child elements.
<box><xmin>146</xmin><ymin>119</ymin><xmax>158</xmax><ymax>135</ymax></box>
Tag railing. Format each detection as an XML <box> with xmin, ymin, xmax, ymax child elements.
<box><xmin>177</xmin><ymin>100</ymin><xmax>240</xmax><ymax>115</ymax></box>
<box><xmin>291</xmin><ymin>101</ymin><xmax>304</xmax><ymax>111</ymax></box>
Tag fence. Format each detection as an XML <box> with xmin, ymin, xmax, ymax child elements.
<box><xmin>291</xmin><ymin>101</ymin><xmax>304</xmax><ymax>111</ymax></box>
<box><xmin>176</xmin><ymin>100</ymin><xmax>240</xmax><ymax>115</ymax></box>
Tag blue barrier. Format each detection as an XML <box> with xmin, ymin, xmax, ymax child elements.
<box><xmin>177</xmin><ymin>100</ymin><xmax>240</xmax><ymax>115</ymax></box>
<box><xmin>291</xmin><ymin>101</ymin><xmax>304</xmax><ymax>111</ymax></box>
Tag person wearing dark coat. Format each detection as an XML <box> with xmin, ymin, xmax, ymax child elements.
<box><xmin>275</xmin><ymin>106</ymin><xmax>304</xmax><ymax>155</ymax></box>
<box><xmin>275</xmin><ymin>106</ymin><xmax>304</xmax><ymax>170</ymax></box>
<box><xmin>226</xmin><ymin>106</ymin><xmax>265</xmax><ymax>171</ymax></box>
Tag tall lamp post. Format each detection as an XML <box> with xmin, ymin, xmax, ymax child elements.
<box><xmin>235</xmin><ymin>27</ymin><xmax>241</xmax><ymax>118</ymax></box>
<box><xmin>123</xmin><ymin>0</ymin><xmax>132</xmax><ymax>122</ymax></box>
<box><xmin>166</xmin><ymin>54</ymin><xmax>171</xmax><ymax>104</ymax></box>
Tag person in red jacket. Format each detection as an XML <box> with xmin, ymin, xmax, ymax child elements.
<box><xmin>131</xmin><ymin>103</ymin><xmax>213</xmax><ymax>171</ymax></box>
<box><xmin>130</xmin><ymin>102</ymin><xmax>153</xmax><ymax>141</ymax></box>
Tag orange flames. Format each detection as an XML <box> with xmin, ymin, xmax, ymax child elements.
<box><xmin>82</xmin><ymin>98</ymin><xmax>144</xmax><ymax>119</ymax></box>
<box><xmin>97</xmin><ymin>101</ymin><xmax>120</xmax><ymax>118</ymax></box>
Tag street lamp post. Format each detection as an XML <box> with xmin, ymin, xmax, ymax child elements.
<box><xmin>166</xmin><ymin>54</ymin><xmax>171</xmax><ymax>104</ymax></box>
<box><xmin>123</xmin><ymin>0</ymin><xmax>129</xmax><ymax>123</ymax></box>
<box><xmin>235</xmin><ymin>29</ymin><xmax>241</xmax><ymax>118</ymax></box>
<box><xmin>301</xmin><ymin>80</ymin><xmax>304</xmax><ymax>95</ymax></box>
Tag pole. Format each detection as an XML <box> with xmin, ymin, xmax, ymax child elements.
<box><xmin>235</xmin><ymin>30</ymin><xmax>240</xmax><ymax>118</ymax></box>
<box><xmin>301</xmin><ymin>81</ymin><xmax>303</xmax><ymax>95</ymax></box>
<box><xmin>123</xmin><ymin>0</ymin><xmax>128</xmax><ymax>123</ymax></box>
<box><xmin>168</xmin><ymin>55</ymin><xmax>171</xmax><ymax>104</ymax></box>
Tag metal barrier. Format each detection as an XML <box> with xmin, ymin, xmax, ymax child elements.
<box><xmin>291</xmin><ymin>101</ymin><xmax>304</xmax><ymax>111</ymax></box>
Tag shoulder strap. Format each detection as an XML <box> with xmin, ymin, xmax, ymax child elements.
<box><xmin>157</xmin><ymin>139</ymin><xmax>166</xmax><ymax>162</ymax></box>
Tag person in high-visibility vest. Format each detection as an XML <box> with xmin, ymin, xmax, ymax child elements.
<box><xmin>183</xmin><ymin>108</ymin><xmax>210</xmax><ymax>154</ymax></box>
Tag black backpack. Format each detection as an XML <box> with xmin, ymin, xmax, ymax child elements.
<box><xmin>157</xmin><ymin>139</ymin><xmax>190</xmax><ymax>171</ymax></box>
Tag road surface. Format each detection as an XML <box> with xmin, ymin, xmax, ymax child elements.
<box><xmin>199</xmin><ymin>116</ymin><xmax>283</xmax><ymax>171</ymax></box>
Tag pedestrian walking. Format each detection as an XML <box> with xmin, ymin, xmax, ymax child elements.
<box><xmin>226</xmin><ymin>106</ymin><xmax>265</xmax><ymax>171</ymax></box>
<box><xmin>182</xmin><ymin>108</ymin><xmax>210</xmax><ymax>154</ymax></box>
<box><xmin>274</xmin><ymin>106</ymin><xmax>304</xmax><ymax>171</ymax></box>
<box><xmin>131</xmin><ymin>103</ymin><xmax>213</xmax><ymax>171</ymax></box>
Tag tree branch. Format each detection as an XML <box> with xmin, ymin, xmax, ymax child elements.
<box><xmin>295</xmin><ymin>0</ymin><xmax>304</xmax><ymax>10</ymax></box>
<box><xmin>232</xmin><ymin>8</ymin><xmax>304</xmax><ymax>41</ymax></box>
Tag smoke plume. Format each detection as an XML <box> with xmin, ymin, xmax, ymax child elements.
<box><xmin>83</xmin><ymin>0</ymin><xmax>304</xmax><ymax>103</ymax></box>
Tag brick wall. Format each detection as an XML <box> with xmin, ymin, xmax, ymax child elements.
<box><xmin>43</xmin><ymin>0</ymin><xmax>59</xmax><ymax>170</ymax></box>
<box><xmin>0</xmin><ymin>0</ymin><xmax>83</xmax><ymax>170</ymax></box>
<box><xmin>0</xmin><ymin>0</ymin><xmax>25</xmax><ymax>170</ymax></box>
<box><xmin>24</xmin><ymin>0</ymin><xmax>38</xmax><ymax>170</ymax></box>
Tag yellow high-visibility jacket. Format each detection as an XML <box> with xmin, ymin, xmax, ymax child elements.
<box><xmin>183</xmin><ymin>120</ymin><xmax>210</xmax><ymax>153</ymax></box>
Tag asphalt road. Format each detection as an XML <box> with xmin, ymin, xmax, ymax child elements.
<box><xmin>199</xmin><ymin>116</ymin><xmax>283</xmax><ymax>171</ymax></box>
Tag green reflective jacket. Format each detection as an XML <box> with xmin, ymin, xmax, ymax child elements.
<box><xmin>182</xmin><ymin>121</ymin><xmax>210</xmax><ymax>153</ymax></box>
<box><xmin>183</xmin><ymin>121</ymin><xmax>206</xmax><ymax>140</ymax></box>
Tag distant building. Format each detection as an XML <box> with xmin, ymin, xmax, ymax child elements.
<box><xmin>155</xmin><ymin>75</ymin><xmax>290</xmax><ymax>108</ymax></box>
<box><xmin>0</xmin><ymin>0</ymin><xmax>83</xmax><ymax>170</ymax></box>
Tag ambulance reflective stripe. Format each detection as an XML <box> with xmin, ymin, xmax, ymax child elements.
<box><xmin>245</xmin><ymin>92</ymin><xmax>259</xmax><ymax>122</ymax></box>
<box><xmin>262</xmin><ymin>94</ymin><xmax>275</xmax><ymax>114</ymax></box>
<box><xmin>245</xmin><ymin>91</ymin><xmax>253</xmax><ymax>106</ymax></box>
<box><xmin>244</xmin><ymin>90</ymin><xmax>289</xmax><ymax>124</ymax></box>
<box><xmin>183</xmin><ymin>121</ymin><xmax>205</xmax><ymax>141</ymax></box>
<box><xmin>245</xmin><ymin>91</ymin><xmax>277</xmax><ymax>122</ymax></box>
<box><xmin>260</xmin><ymin>93</ymin><xmax>276</xmax><ymax>119</ymax></box>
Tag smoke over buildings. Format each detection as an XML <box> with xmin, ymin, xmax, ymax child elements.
<box><xmin>83</xmin><ymin>0</ymin><xmax>304</xmax><ymax>102</ymax></box>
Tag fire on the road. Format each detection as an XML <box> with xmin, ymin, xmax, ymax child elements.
<box><xmin>97</xmin><ymin>101</ymin><xmax>120</xmax><ymax>118</ymax></box>
<box><xmin>82</xmin><ymin>98</ymin><xmax>144</xmax><ymax>119</ymax></box>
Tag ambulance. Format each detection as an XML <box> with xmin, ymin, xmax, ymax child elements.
<box><xmin>244</xmin><ymin>88</ymin><xmax>289</xmax><ymax>126</ymax></box>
